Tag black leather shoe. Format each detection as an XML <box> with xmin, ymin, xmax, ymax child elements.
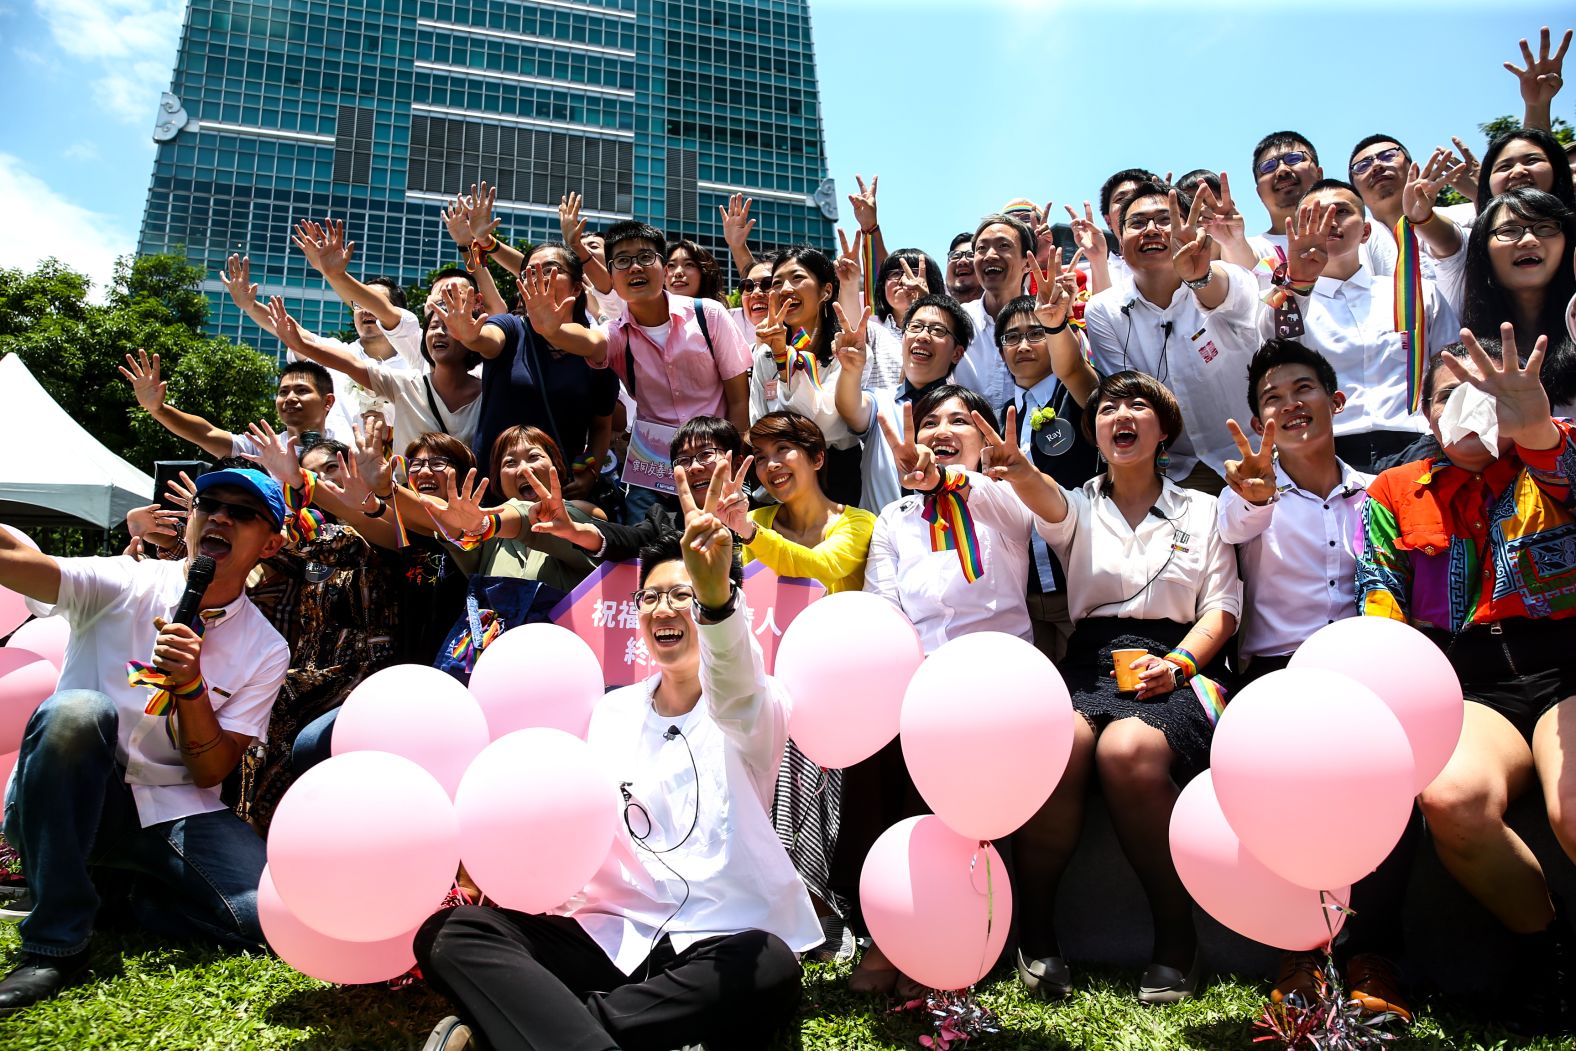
<box><xmin>0</xmin><ymin>952</ymin><xmax>89</xmax><ymax>1016</ymax></box>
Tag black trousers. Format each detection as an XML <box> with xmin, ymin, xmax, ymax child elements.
<box><xmin>414</xmin><ymin>906</ymin><xmax>802</xmax><ymax>1051</ymax></box>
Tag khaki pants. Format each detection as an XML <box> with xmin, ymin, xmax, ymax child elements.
<box><xmin>1028</xmin><ymin>589</ymin><xmax>1072</xmax><ymax>665</ymax></box>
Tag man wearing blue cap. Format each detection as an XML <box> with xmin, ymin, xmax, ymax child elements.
<box><xmin>0</xmin><ymin>468</ymin><xmax>291</xmax><ymax>1014</ymax></box>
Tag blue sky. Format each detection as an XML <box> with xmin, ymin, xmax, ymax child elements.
<box><xmin>0</xmin><ymin>0</ymin><xmax>1570</xmax><ymax>298</ymax></box>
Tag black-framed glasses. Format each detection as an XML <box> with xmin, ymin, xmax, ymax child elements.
<box><xmin>194</xmin><ymin>496</ymin><xmax>265</xmax><ymax>523</ymax></box>
<box><xmin>631</xmin><ymin>586</ymin><xmax>696</xmax><ymax>612</ymax></box>
<box><xmin>1001</xmin><ymin>326</ymin><xmax>1050</xmax><ymax>347</ymax></box>
<box><xmin>1350</xmin><ymin>147</ymin><xmax>1403</xmax><ymax>177</ymax></box>
<box><xmin>947</xmin><ymin>248</ymin><xmax>975</xmax><ymax>262</ymax></box>
<box><xmin>671</xmin><ymin>447</ymin><xmax>721</xmax><ymax>470</ymax></box>
<box><xmin>1124</xmin><ymin>214</ymin><xmax>1173</xmax><ymax>232</ymax></box>
<box><xmin>610</xmin><ymin>249</ymin><xmax>662</xmax><ymax>271</ymax></box>
<box><xmin>1256</xmin><ymin>150</ymin><xmax>1309</xmax><ymax>175</ymax></box>
<box><xmin>904</xmin><ymin>320</ymin><xmax>955</xmax><ymax>340</ymax></box>
<box><xmin>407</xmin><ymin>456</ymin><xmax>454</xmax><ymax>473</ymax></box>
<box><xmin>1491</xmin><ymin>219</ymin><xmax>1563</xmax><ymax>242</ymax></box>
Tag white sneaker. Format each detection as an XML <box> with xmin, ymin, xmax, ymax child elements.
<box><xmin>421</xmin><ymin>1016</ymin><xmax>473</xmax><ymax>1051</ymax></box>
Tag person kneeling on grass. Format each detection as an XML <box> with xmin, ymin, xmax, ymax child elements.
<box><xmin>0</xmin><ymin>469</ymin><xmax>290</xmax><ymax>1015</ymax></box>
<box><xmin>412</xmin><ymin>461</ymin><xmax>820</xmax><ymax>1051</ymax></box>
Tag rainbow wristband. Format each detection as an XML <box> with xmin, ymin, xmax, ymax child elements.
<box><xmin>1165</xmin><ymin>647</ymin><xmax>1199</xmax><ymax>685</ymax></box>
<box><xmin>455</xmin><ymin>512</ymin><xmax>503</xmax><ymax>551</ymax></box>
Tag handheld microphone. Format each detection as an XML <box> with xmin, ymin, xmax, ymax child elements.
<box><xmin>170</xmin><ymin>555</ymin><xmax>217</xmax><ymax>631</ymax></box>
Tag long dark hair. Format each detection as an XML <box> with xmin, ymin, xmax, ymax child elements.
<box><xmin>873</xmin><ymin>248</ymin><xmax>944</xmax><ymax>323</ymax></box>
<box><xmin>522</xmin><ymin>242</ymin><xmax>591</xmax><ymax>325</ymax></box>
<box><xmin>769</xmin><ymin>246</ymin><xmax>841</xmax><ymax>365</ymax></box>
<box><xmin>665</xmin><ymin>238</ymin><xmax>724</xmax><ymax>302</ymax></box>
<box><xmin>1460</xmin><ymin>188</ymin><xmax>1576</xmax><ymax>407</ymax></box>
<box><xmin>1477</xmin><ymin>127</ymin><xmax>1575</xmax><ymax>207</ymax></box>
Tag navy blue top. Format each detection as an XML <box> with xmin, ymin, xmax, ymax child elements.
<box><xmin>472</xmin><ymin>313</ymin><xmax>620</xmax><ymax>467</ymax></box>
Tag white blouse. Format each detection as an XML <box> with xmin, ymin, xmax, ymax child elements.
<box><xmin>1038</xmin><ymin>477</ymin><xmax>1242</xmax><ymax>625</ymax></box>
<box><xmin>863</xmin><ymin>470</ymin><xmax>1034</xmax><ymax>653</ymax></box>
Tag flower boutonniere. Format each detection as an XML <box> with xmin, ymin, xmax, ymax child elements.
<box><xmin>1028</xmin><ymin>406</ymin><xmax>1058</xmax><ymax>431</ymax></box>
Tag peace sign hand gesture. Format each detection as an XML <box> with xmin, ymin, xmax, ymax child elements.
<box><xmin>755</xmin><ymin>296</ymin><xmax>790</xmax><ymax>359</ymax></box>
<box><xmin>1168</xmin><ymin>189</ymin><xmax>1212</xmax><ymax>284</ymax></box>
<box><xmin>835</xmin><ymin>227</ymin><xmax>864</xmax><ymax>288</ymax></box>
<box><xmin>1223</xmin><ymin>418</ymin><xmax>1279</xmax><ymax>506</ymax></box>
<box><xmin>710</xmin><ymin>453</ymin><xmax>756</xmax><ymax>537</ymax></box>
<box><xmin>1026</xmin><ymin>248</ymin><xmax>1083</xmax><ymax>329</ymax></box>
<box><xmin>877</xmin><ymin>402</ymin><xmax>940</xmax><ymax>491</ymax></box>
<box><xmin>832</xmin><ymin>302</ymin><xmax>871</xmax><ymax>373</ymax></box>
<box><xmin>976</xmin><ymin>406</ymin><xmax>1035</xmax><ymax>485</ymax></box>
<box><xmin>892</xmin><ymin>255</ymin><xmax>928</xmax><ymax>314</ymax></box>
<box><xmin>848</xmin><ymin>174</ymin><xmax>879</xmax><ymax>232</ymax></box>
<box><xmin>521</xmin><ymin>464</ymin><xmax>576</xmax><ymax>539</ymax></box>
<box><xmin>1064</xmin><ymin>200</ymin><xmax>1108</xmax><ymax>259</ymax></box>
<box><xmin>675</xmin><ymin>458</ymin><xmax>736</xmax><ymax>608</ymax></box>
<box><xmin>1196</xmin><ymin>173</ymin><xmax>1248</xmax><ymax>249</ymax></box>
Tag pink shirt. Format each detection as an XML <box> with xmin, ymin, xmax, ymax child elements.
<box><xmin>597</xmin><ymin>294</ymin><xmax>751</xmax><ymax>425</ymax></box>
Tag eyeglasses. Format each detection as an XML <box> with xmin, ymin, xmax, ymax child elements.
<box><xmin>194</xmin><ymin>496</ymin><xmax>266</xmax><ymax>524</ymax></box>
<box><xmin>739</xmin><ymin>278</ymin><xmax>768</xmax><ymax>293</ymax></box>
<box><xmin>632</xmin><ymin>585</ymin><xmax>696</xmax><ymax>612</ymax></box>
<box><xmin>905</xmin><ymin>320</ymin><xmax>955</xmax><ymax>341</ymax></box>
<box><xmin>407</xmin><ymin>456</ymin><xmax>453</xmax><ymax>472</ymax></box>
<box><xmin>1256</xmin><ymin>150</ymin><xmax>1310</xmax><ymax>176</ymax></box>
<box><xmin>609</xmin><ymin>250</ymin><xmax>662</xmax><ymax>271</ymax></box>
<box><xmin>1124</xmin><ymin>214</ymin><xmax>1173</xmax><ymax>232</ymax></box>
<box><xmin>1350</xmin><ymin>147</ymin><xmax>1403</xmax><ymax>177</ymax></box>
<box><xmin>671</xmin><ymin>447</ymin><xmax>721</xmax><ymax>470</ymax></box>
<box><xmin>947</xmin><ymin>248</ymin><xmax>975</xmax><ymax>262</ymax></box>
<box><xmin>1001</xmin><ymin>326</ymin><xmax>1050</xmax><ymax>347</ymax></box>
<box><xmin>1491</xmin><ymin>219</ymin><xmax>1563</xmax><ymax>242</ymax></box>
<box><xmin>529</xmin><ymin>261</ymin><xmax>567</xmax><ymax>276</ymax></box>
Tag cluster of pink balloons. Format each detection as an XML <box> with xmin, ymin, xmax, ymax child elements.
<box><xmin>0</xmin><ymin>527</ymin><xmax>68</xmax><ymax>804</ymax></box>
<box><xmin>263</xmin><ymin>624</ymin><xmax>620</xmax><ymax>984</ymax></box>
<box><xmin>778</xmin><ymin>597</ymin><xmax>1078</xmax><ymax>991</ymax></box>
<box><xmin>1171</xmin><ymin>618</ymin><xmax>1463</xmax><ymax>950</ymax></box>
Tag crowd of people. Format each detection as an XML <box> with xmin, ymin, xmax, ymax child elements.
<box><xmin>2</xmin><ymin>24</ymin><xmax>1576</xmax><ymax>1051</ymax></box>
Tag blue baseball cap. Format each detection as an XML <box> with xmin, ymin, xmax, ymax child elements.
<box><xmin>193</xmin><ymin>468</ymin><xmax>288</xmax><ymax>530</ymax></box>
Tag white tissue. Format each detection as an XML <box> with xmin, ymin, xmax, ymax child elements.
<box><xmin>1437</xmin><ymin>381</ymin><xmax>1499</xmax><ymax>456</ymax></box>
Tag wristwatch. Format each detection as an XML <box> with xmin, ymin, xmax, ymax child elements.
<box><xmin>696</xmin><ymin>586</ymin><xmax>740</xmax><ymax>623</ymax></box>
<box><xmin>1182</xmin><ymin>268</ymin><xmax>1214</xmax><ymax>291</ymax></box>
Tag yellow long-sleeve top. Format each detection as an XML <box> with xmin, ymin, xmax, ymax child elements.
<box><xmin>741</xmin><ymin>503</ymin><xmax>877</xmax><ymax>594</ymax></box>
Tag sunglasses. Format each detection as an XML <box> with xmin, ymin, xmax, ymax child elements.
<box><xmin>739</xmin><ymin>278</ymin><xmax>768</xmax><ymax>294</ymax></box>
<box><xmin>1349</xmin><ymin>147</ymin><xmax>1402</xmax><ymax>177</ymax></box>
<box><xmin>194</xmin><ymin>496</ymin><xmax>268</xmax><ymax>524</ymax></box>
<box><xmin>1256</xmin><ymin>150</ymin><xmax>1310</xmax><ymax>176</ymax></box>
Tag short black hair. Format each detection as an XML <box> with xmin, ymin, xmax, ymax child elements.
<box><xmin>1118</xmin><ymin>181</ymin><xmax>1173</xmax><ymax>227</ymax></box>
<box><xmin>973</xmin><ymin>213</ymin><xmax>1035</xmax><ymax>256</ymax></box>
<box><xmin>992</xmin><ymin>295</ymin><xmax>1039</xmax><ymax>350</ymax></box>
<box><xmin>429</xmin><ymin>266</ymin><xmax>477</xmax><ymax>289</ymax></box>
<box><xmin>298</xmin><ymin>437</ymin><xmax>350</xmax><ymax>464</ymax></box>
<box><xmin>911</xmin><ymin>383</ymin><xmax>997</xmax><ymax>437</ymax></box>
<box><xmin>1348</xmin><ymin>134</ymin><xmax>1408</xmax><ymax>169</ymax></box>
<box><xmin>948</xmin><ymin>232</ymin><xmax>974</xmax><ymax>253</ymax></box>
<box><xmin>1245</xmin><ymin>339</ymin><xmax>1340</xmax><ymax>418</ymax></box>
<box><xmin>603</xmin><ymin>220</ymin><xmax>667</xmax><ymax>261</ymax></box>
<box><xmin>1175</xmin><ymin>169</ymin><xmax>1220</xmax><ymax>212</ymax></box>
<box><xmin>1300</xmin><ymin>178</ymin><xmax>1363</xmax><ymax>204</ymax></box>
<box><xmin>874</xmin><ymin>249</ymin><xmax>944</xmax><ymax>322</ymax></box>
<box><xmin>279</xmin><ymin>360</ymin><xmax>334</xmax><ymax>397</ymax></box>
<box><xmin>637</xmin><ymin>529</ymin><xmax>744</xmax><ymax>588</ymax></box>
<box><xmin>669</xmin><ymin>416</ymin><xmax>745</xmax><ymax>461</ymax></box>
<box><xmin>902</xmin><ymin>293</ymin><xmax>975</xmax><ymax>347</ymax></box>
<box><xmin>364</xmin><ymin>275</ymin><xmax>408</xmax><ymax>310</ymax></box>
<box><xmin>1253</xmin><ymin>131</ymin><xmax>1319</xmax><ymax>170</ymax></box>
<box><xmin>1079</xmin><ymin>370</ymin><xmax>1183</xmax><ymax>448</ymax></box>
<box><xmin>1422</xmin><ymin>338</ymin><xmax>1504</xmax><ymax>409</ymax></box>
<box><xmin>1100</xmin><ymin>168</ymin><xmax>1160</xmax><ymax>219</ymax></box>
<box><xmin>1478</xmin><ymin>127</ymin><xmax>1575</xmax><ymax>208</ymax></box>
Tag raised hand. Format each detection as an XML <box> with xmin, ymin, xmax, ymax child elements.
<box><xmin>1026</xmin><ymin>248</ymin><xmax>1082</xmax><ymax>329</ymax></box>
<box><xmin>242</xmin><ymin>420</ymin><xmax>303</xmax><ymax>487</ymax></box>
<box><xmin>521</xmin><ymin>463</ymin><xmax>577</xmax><ymax>539</ymax></box>
<box><xmin>519</xmin><ymin>263</ymin><xmax>575</xmax><ymax>336</ymax></box>
<box><xmin>1285</xmin><ymin>199</ymin><xmax>1334</xmax><ymax>284</ymax></box>
<box><xmin>442</xmin><ymin>193</ymin><xmax>474</xmax><ymax>247</ymax></box>
<box><xmin>467</xmin><ymin>182</ymin><xmax>500</xmax><ymax>243</ymax></box>
<box><xmin>755</xmin><ymin>296</ymin><xmax>790</xmax><ymax>359</ymax></box>
<box><xmin>877</xmin><ymin>401</ymin><xmax>940</xmax><ymax>491</ymax></box>
<box><xmin>350</xmin><ymin>418</ymin><xmax>393</xmax><ymax>496</ymax></box>
<box><xmin>1446</xmin><ymin>137</ymin><xmax>1481</xmax><ymax>203</ymax></box>
<box><xmin>1168</xmin><ymin>189</ymin><xmax>1212</xmax><ymax>283</ymax></box>
<box><xmin>264</xmin><ymin>296</ymin><xmax>307</xmax><ymax>353</ymax></box>
<box><xmin>291</xmin><ymin>218</ymin><xmax>356</xmax><ymax>275</ymax></box>
<box><xmin>1223</xmin><ymin>419</ymin><xmax>1279</xmax><ymax>506</ymax></box>
<box><xmin>127</xmin><ymin>503</ymin><xmax>185</xmax><ymax>544</ymax></box>
<box><xmin>437</xmin><ymin>282</ymin><xmax>491</xmax><ymax>345</ymax></box>
<box><xmin>675</xmin><ymin>457</ymin><xmax>736</xmax><ymax>605</ymax></box>
<box><xmin>119</xmin><ymin>349</ymin><xmax>167</xmax><ymax>413</ymax></box>
<box><xmin>834</xmin><ymin>226</ymin><xmax>863</xmax><ymax>289</ymax></box>
<box><xmin>316</xmin><ymin>450</ymin><xmax>375</xmax><ymax>511</ymax></box>
<box><xmin>1198</xmin><ymin>172</ymin><xmax>1248</xmax><ymax>249</ymax></box>
<box><xmin>1446</xmin><ymin>323</ymin><xmax>1555</xmax><ymax>447</ymax></box>
<box><xmin>1506</xmin><ymin>27</ymin><xmax>1570</xmax><ymax>108</ymax></box>
<box><xmin>1401</xmin><ymin>153</ymin><xmax>1452</xmax><ymax>224</ymax></box>
<box><xmin>848</xmin><ymin>174</ymin><xmax>879</xmax><ymax>232</ymax></box>
<box><xmin>559</xmin><ymin>191</ymin><xmax>587</xmax><ymax>250</ymax></box>
<box><xmin>220</xmin><ymin>254</ymin><xmax>260</xmax><ymax>313</ymax></box>
<box><xmin>831</xmin><ymin>302</ymin><xmax>871</xmax><ymax>373</ymax></box>
<box><xmin>415</xmin><ymin>467</ymin><xmax>491</xmax><ymax>537</ymax></box>
<box><xmin>167</xmin><ymin>471</ymin><xmax>198</xmax><ymax>512</ymax></box>
<box><xmin>710</xmin><ymin>453</ymin><xmax>755</xmax><ymax>537</ymax></box>
<box><xmin>1064</xmin><ymin>200</ymin><xmax>1109</xmax><ymax>259</ymax></box>
<box><xmin>976</xmin><ymin>406</ymin><xmax>1036</xmax><ymax>484</ymax></box>
<box><xmin>719</xmin><ymin>192</ymin><xmax>755</xmax><ymax>250</ymax></box>
<box><xmin>891</xmin><ymin>255</ymin><xmax>928</xmax><ymax>314</ymax></box>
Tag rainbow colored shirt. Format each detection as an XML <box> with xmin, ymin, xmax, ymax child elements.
<box><xmin>1357</xmin><ymin>419</ymin><xmax>1576</xmax><ymax>632</ymax></box>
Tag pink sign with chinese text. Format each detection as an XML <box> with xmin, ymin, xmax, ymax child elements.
<box><xmin>550</xmin><ymin>560</ymin><xmax>826</xmax><ymax>688</ymax></box>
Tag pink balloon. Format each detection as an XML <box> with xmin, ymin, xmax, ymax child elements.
<box><xmin>860</xmin><ymin>816</ymin><xmax>1012</xmax><ymax>991</ymax></box>
<box><xmin>331</xmin><ymin>664</ymin><xmax>490</xmax><ymax>797</ymax></box>
<box><xmin>0</xmin><ymin>749</ymin><xmax>16</xmax><ymax>808</ymax></box>
<box><xmin>1290</xmin><ymin>617</ymin><xmax>1464</xmax><ymax>792</ymax></box>
<box><xmin>268</xmin><ymin>751</ymin><xmax>459</xmax><ymax>942</ymax></box>
<box><xmin>0</xmin><ymin>648</ymin><xmax>59</xmax><ymax>754</ymax></box>
<box><xmin>455</xmin><ymin>728</ymin><xmax>620</xmax><ymax>913</ymax></box>
<box><xmin>6</xmin><ymin>617</ymin><xmax>69</xmax><ymax>671</ymax></box>
<box><xmin>258</xmin><ymin>866</ymin><xmax>417</xmax><ymax>984</ymax></box>
<box><xmin>468</xmin><ymin>624</ymin><xmax>604</xmax><ymax>739</ymax></box>
<box><xmin>1212</xmin><ymin>668</ymin><xmax>1415</xmax><ymax>890</ymax></box>
<box><xmin>776</xmin><ymin>592</ymin><xmax>923</xmax><ymax>769</ymax></box>
<box><xmin>1172</xmin><ymin>772</ymin><xmax>1349</xmax><ymax>950</ymax></box>
<box><xmin>900</xmin><ymin>632</ymin><xmax>1074</xmax><ymax>840</ymax></box>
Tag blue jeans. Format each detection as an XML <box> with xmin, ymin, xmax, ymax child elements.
<box><xmin>1</xmin><ymin>690</ymin><xmax>267</xmax><ymax>957</ymax></box>
<box><xmin>290</xmin><ymin>706</ymin><xmax>340</xmax><ymax>772</ymax></box>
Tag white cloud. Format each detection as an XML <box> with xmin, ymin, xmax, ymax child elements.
<box><xmin>0</xmin><ymin>153</ymin><xmax>134</xmax><ymax>301</ymax></box>
<box><xmin>62</xmin><ymin>140</ymin><xmax>99</xmax><ymax>162</ymax></box>
<box><xmin>34</xmin><ymin>0</ymin><xmax>182</xmax><ymax>126</ymax></box>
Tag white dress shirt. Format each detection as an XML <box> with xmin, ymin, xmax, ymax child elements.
<box><xmin>559</xmin><ymin>610</ymin><xmax>822</xmax><ymax>975</ymax></box>
<box><xmin>1216</xmin><ymin>460</ymin><xmax>1373</xmax><ymax>660</ymax></box>
<box><xmin>953</xmin><ymin>298</ymin><xmax>1015</xmax><ymax>411</ymax></box>
<box><xmin>863</xmin><ymin>470</ymin><xmax>1034</xmax><ymax>652</ymax></box>
<box><xmin>1038</xmin><ymin>477</ymin><xmax>1242</xmax><ymax>625</ymax></box>
<box><xmin>748</xmin><ymin>325</ymin><xmax>902</xmax><ymax>449</ymax></box>
<box><xmin>1259</xmin><ymin>266</ymin><xmax>1448</xmax><ymax>437</ymax></box>
<box><xmin>1084</xmin><ymin>264</ymin><xmax>1262</xmax><ymax>478</ymax></box>
<box><xmin>24</xmin><ymin>557</ymin><xmax>288</xmax><ymax>827</ymax></box>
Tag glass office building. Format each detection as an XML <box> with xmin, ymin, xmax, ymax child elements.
<box><xmin>138</xmin><ymin>0</ymin><xmax>839</xmax><ymax>343</ymax></box>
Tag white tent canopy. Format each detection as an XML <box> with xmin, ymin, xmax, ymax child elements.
<box><xmin>0</xmin><ymin>353</ymin><xmax>154</xmax><ymax>528</ymax></box>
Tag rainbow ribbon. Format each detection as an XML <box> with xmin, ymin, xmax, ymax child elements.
<box><xmin>1191</xmin><ymin>674</ymin><xmax>1228</xmax><ymax>727</ymax></box>
<box><xmin>771</xmin><ymin>329</ymin><xmax>824</xmax><ymax>390</ymax></box>
<box><xmin>449</xmin><ymin>609</ymin><xmax>505</xmax><ymax>669</ymax></box>
<box><xmin>921</xmin><ymin>467</ymin><xmax>984</xmax><ymax>583</ymax></box>
<box><xmin>127</xmin><ymin>609</ymin><xmax>224</xmax><ymax>719</ymax></box>
<box><xmin>283</xmin><ymin>472</ymin><xmax>326</xmax><ymax>544</ymax></box>
<box><xmin>1393</xmin><ymin>217</ymin><xmax>1427</xmax><ymax>413</ymax></box>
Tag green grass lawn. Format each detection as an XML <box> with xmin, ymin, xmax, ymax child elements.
<box><xmin>0</xmin><ymin>922</ymin><xmax>1566</xmax><ymax>1050</ymax></box>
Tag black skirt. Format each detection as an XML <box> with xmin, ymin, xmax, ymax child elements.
<box><xmin>1060</xmin><ymin>616</ymin><xmax>1231</xmax><ymax>778</ymax></box>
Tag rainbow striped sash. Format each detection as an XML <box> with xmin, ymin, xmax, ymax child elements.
<box><xmin>921</xmin><ymin>468</ymin><xmax>985</xmax><ymax>583</ymax></box>
<box><xmin>1392</xmin><ymin>217</ymin><xmax>1427</xmax><ymax>412</ymax></box>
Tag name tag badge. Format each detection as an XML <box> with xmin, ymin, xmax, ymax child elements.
<box><xmin>1033</xmin><ymin>418</ymin><xmax>1076</xmax><ymax>457</ymax></box>
<box><xmin>762</xmin><ymin>377</ymin><xmax>779</xmax><ymax>401</ymax></box>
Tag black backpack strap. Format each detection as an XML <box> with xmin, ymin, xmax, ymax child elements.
<box><xmin>693</xmin><ymin>298</ymin><xmax>716</xmax><ymax>355</ymax></box>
